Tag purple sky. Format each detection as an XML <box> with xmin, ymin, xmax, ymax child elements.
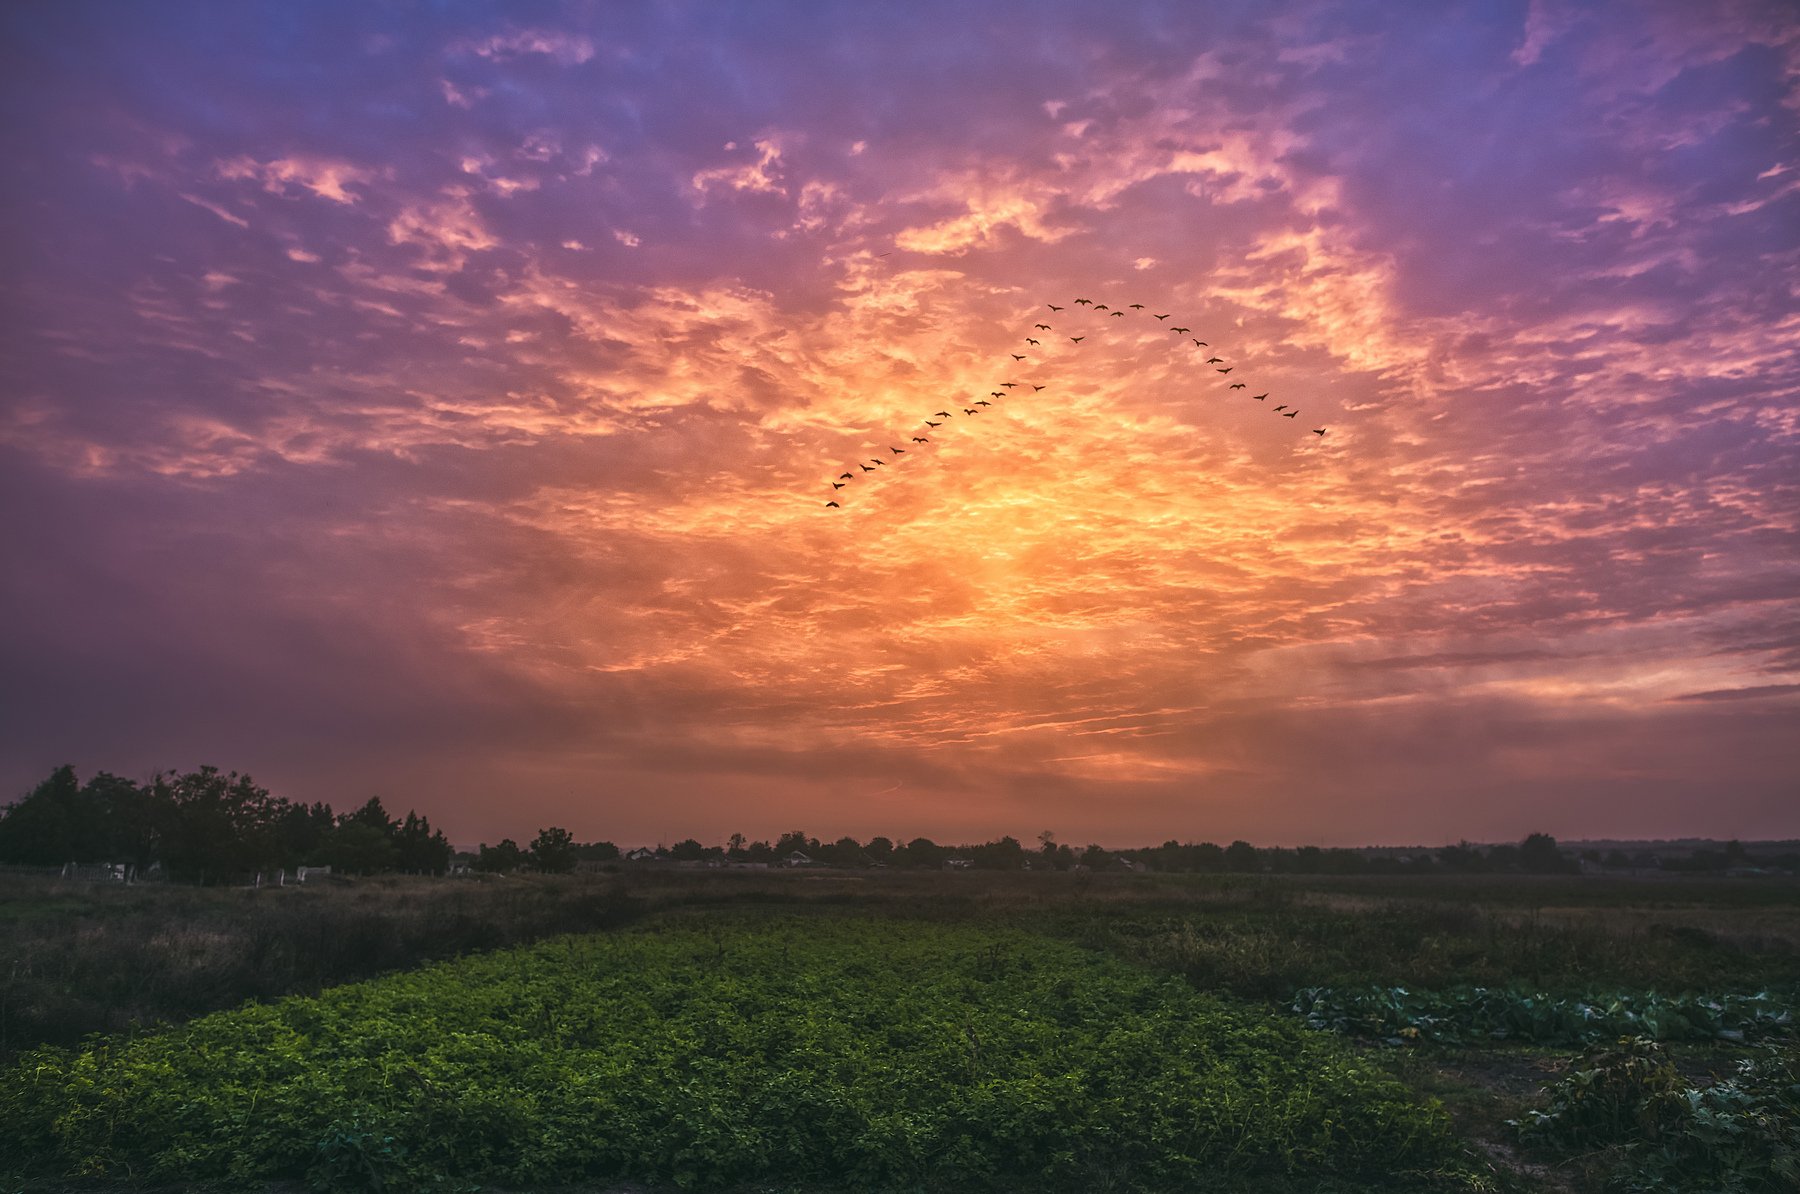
<box><xmin>3</xmin><ymin>1</ymin><xmax>1797</xmax><ymax>847</ymax></box>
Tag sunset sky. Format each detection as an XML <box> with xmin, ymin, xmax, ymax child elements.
<box><xmin>3</xmin><ymin>1</ymin><xmax>1797</xmax><ymax>848</ymax></box>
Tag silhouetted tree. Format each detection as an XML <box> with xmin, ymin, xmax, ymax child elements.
<box><xmin>476</xmin><ymin>838</ymin><xmax>524</xmax><ymax>873</ymax></box>
<box><xmin>530</xmin><ymin>826</ymin><xmax>577</xmax><ymax>873</ymax></box>
<box><xmin>1223</xmin><ymin>840</ymin><xmax>1260</xmax><ymax>872</ymax></box>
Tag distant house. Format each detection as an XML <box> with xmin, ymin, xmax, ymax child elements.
<box><xmin>782</xmin><ymin>851</ymin><xmax>816</xmax><ymax>868</ymax></box>
<box><xmin>944</xmin><ymin>858</ymin><xmax>973</xmax><ymax>870</ymax></box>
<box><xmin>624</xmin><ymin>847</ymin><xmax>658</xmax><ymax>863</ymax></box>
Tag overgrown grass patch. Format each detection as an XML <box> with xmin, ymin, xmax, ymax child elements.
<box><xmin>3</xmin><ymin>917</ymin><xmax>1460</xmax><ymax>1191</ymax></box>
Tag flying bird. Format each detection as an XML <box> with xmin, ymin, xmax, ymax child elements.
<box><xmin>1032</xmin><ymin>385</ymin><xmax>1046</xmax><ymax>392</ymax></box>
<box><xmin>839</xmin><ymin>472</ymin><xmax>853</xmax><ymax>480</ymax></box>
<box><xmin>832</xmin><ymin>482</ymin><xmax>845</xmax><ymax>489</ymax></box>
<box><xmin>1313</xmin><ymin>428</ymin><xmax>1327</xmax><ymax>436</ymax></box>
<box><xmin>826</xmin><ymin>501</ymin><xmax>839</xmax><ymax>507</ymax></box>
<box><xmin>1172</xmin><ymin>326</ymin><xmax>1189</xmax><ymax>334</ymax></box>
<box><xmin>1074</xmin><ymin>298</ymin><xmax>1092</xmax><ymax>305</ymax></box>
<box><xmin>1217</xmin><ymin>367</ymin><xmax>1233</xmax><ymax>374</ymax></box>
<box><xmin>871</xmin><ymin>458</ymin><xmax>887</xmax><ymax>466</ymax></box>
<box><xmin>1025</xmin><ymin>338</ymin><xmax>1039</xmax><ymax>345</ymax></box>
<box><xmin>964</xmin><ymin>407</ymin><xmax>979</xmax><ymax>414</ymax></box>
<box><xmin>1251</xmin><ymin>394</ymin><xmax>1268</xmax><ymax>401</ymax></box>
<box><xmin>1273</xmin><ymin>404</ymin><xmax>1287</xmax><ymax>411</ymax></box>
<box><xmin>936</xmin><ymin>410</ymin><xmax>953</xmax><ymax>417</ymax></box>
<box><xmin>1230</xmin><ymin>383</ymin><xmax>1246</xmax><ymax>390</ymax></box>
<box><xmin>1047</xmin><ymin>304</ymin><xmax>1063</xmax><ymax>311</ymax></box>
<box><xmin>1001</xmin><ymin>382</ymin><xmax>1019</xmax><ymax>388</ymax></box>
<box><xmin>1035</xmin><ymin>323</ymin><xmax>1051</xmax><ymax>330</ymax></box>
<box><xmin>1111</xmin><ymin>311</ymin><xmax>1124</xmax><ymax>317</ymax></box>
<box><xmin>1070</xmin><ymin>336</ymin><xmax>1085</xmax><ymax>343</ymax></box>
<box><xmin>912</xmin><ymin>436</ymin><xmax>929</xmax><ymax>443</ymax></box>
<box><xmin>925</xmin><ymin>420</ymin><xmax>941</xmax><ymax>427</ymax></box>
<box><xmin>1154</xmin><ymin>314</ymin><xmax>1170</xmax><ymax>320</ymax></box>
<box><xmin>890</xmin><ymin>446</ymin><xmax>905</xmax><ymax>454</ymax></box>
<box><xmin>1283</xmin><ymin>410</ymin><xmax>1298</xmax><ymax>418</ymax></box>
<box><xmin>1206</xmin><ymin>357</ymin><xmax>1224</xmax><ymax>364</ymax></box>
<box><xmin>991</xmin><ymin>391</ymin><xmax>1004</xmax><ymax>398</ymax></box>
<box><xmin>1192</xmin><ymin>339</ymin><xmax>1206</xmax><ymax>347</ymax></box>
<box><xmin>1094</xmin><ymin>304</ymin><xmax>1109</xmax><ymax>311</ymax></box>
<box><xmin>1129</xmin><ymin>304</ymin><xmax>1145</xmax><ymax>310</ymax></box>
<box><xmin>976</xmin><ymin>399</ymin><xmax>992</xmax><ymax>406</ymax></box>
<box><xmin>860</xmin><ymin>464</ymin><xmax>875</xmax><ymax>471</ymax></box>
<box><xmin>1011</xmin><ymin>354</ymin><xmax>1026</xmax><ymax>361</ymax></box>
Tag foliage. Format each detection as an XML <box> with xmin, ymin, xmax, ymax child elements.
<box><xmin>1</xmin><ymin>918</ymin><xmax>1458</xmax><ymax>1191</ymax></box>
<box><xmin>1290</xmin><ymin>985</ymin><xmax>1795</xmax><ymax>1047</ymax></box>
<box><xmin>1511</xmin><ymin>1039</ymin><xmax>1800</xmax><ymax>1192</ymax></box>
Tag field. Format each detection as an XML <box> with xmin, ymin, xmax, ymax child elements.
<box><xmin>2</xmin><ymin>868</ymin><xmax>1797</xmax><ymax>1191</ymax></box>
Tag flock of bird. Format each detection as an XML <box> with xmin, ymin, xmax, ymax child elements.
<box><xmin>823</xmin><ymin>297</ymin><xmax>1328</xmax><ymax>507</ymax></box>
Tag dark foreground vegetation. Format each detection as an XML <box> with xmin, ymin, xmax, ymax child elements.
<box><xmin>2</xmin><ymin>866</ymin><xmax>1796</xmax><ymax>1191</ymax></box>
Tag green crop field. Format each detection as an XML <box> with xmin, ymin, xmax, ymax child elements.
<box><xmin>3</xmin><ymin>917</ymin><xmax>1459</xmax><ymax>1192</ymax></box>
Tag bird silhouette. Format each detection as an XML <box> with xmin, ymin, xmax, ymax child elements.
<box><xmin>826</xmin><ymin>501</ymin><xmax>839</xmax><ymax>507</ymax></box>
<box><xmin>1129</xmin><ymin>304</ymin><xmax>1145</xmax><ymax>310</ymax></box>
<box><xmin>1206</xmin><ymin>356</ymin><xmax>1224</xmax><ymax>364</ymax></box>
<box><xmin>1283</xmin><ymin>410</ymin><xmax>1297</xmax><ymax>418</ymax></box>
<box><xmin>1074</xmin><ymin>298</ymin><xmax>1092</xmax><ymax>305</ymax></box>
<box><xmin>964</xmin><ymin>408</ymin><xmax>979</xmax><ymax>414</ymax></box>
<box><xmin>1032</xmin><ymin>385</ymin><xmax>1046</xmax><ymax>392</ymax></box>
<box><xmin>1035</xmin><ymin>323</ymin><xmax>1051</xmax><ymax>330</ymax></box>
<box><xmin>976</xmin><ymin>399</ymin><xmax>992</xmax><ymax>406</ymax></box>
<box><xmin>839</xmin><ymin>472</ymin><xmax>854</xmax><ymax>480</ymax></box>
<box><xmin>1273</xmin><ymin>404</ymin><xmax>1286</xmax><ymax>411</ymax></box>
<box><xmin>1025</xmin><ymin>338</ymin><xmax>1039</xmax><ymax>345</ymax></box>
<box><xmin>1154</xmin><ymin>314</ymin><xmax>1170</xmax><ymax>320</ymax></box>
<box><xmin>1172</xmin><ymin>326</ymin><xmax>1189</xmax><ymax>334</ymax></box>
<box><xmin>1070</xmin><ymin>336</ymin><xmax>1085</xmax><ymax>343</ymax></box>
<box><xmin>1001</xmin><ymin>382</ymin><xmax>1019</xmax><ymax>388</ymax></box>
<box><xmin>1094</xmin><ymin>304</ymin><xmax>1109</xmax><ymax>311</ymax></box>
<box><xmin>912</xmin><ymin>436</ymin><xmax>929</xmax><ymax>443</ymax></box>
<box><xmin>990</xmin><ymin>391</ymin><xmax>1004</xmax><ymax>398</ymax></box>
<box><xmin>1192</xmin><ymin>339</ymin><xmax>1206</xmax><ymax>347</ymax></box>
<box><xmin>1011</xmin><ymin>353</ymin><xmax>1026</xmax><ymax>361</ymax></box>
<box><xmin>936</xmin><ymin>410</ymin><xmax>953</xmax><ymax>417</ymax></box>
<box><xmin>1111</xmin><ymin>311</ymin><xmax>1124</xmax><ymax>317</ymax></box>
<box><xmin>832</xmin><ymin>482</ymin><xmax>845</xmax><ymax>489</ymax></box>
<box><xmin>1047</xmin><ymin>304</ymin><xmax>1063</xmax><ymax>311</ymax></box>
<box><xmin>1313</xmin><ymin>428</ymin><xmax>1327</xmax><ymax>436</ymax></box>
<box><xmin>890</xmin><ymin>446</ymin><xmax>905</xmax><ymax>454</ymax></box>
<box><xmin>1251</xmin><ymin>394</ymin><xmax>1268</xmax><ymax>401</ymax></box>
<box><xmin>1230</xmin><ymin>383</ymin><xmax>1246</xmax><ymax>390</ymax></box>
<box><xmin>871</xmin><ymin>458</ymin><xmax>887</xmax><ymax>466</ymax></box>
<box><xmin>860</xmin><ymin>464</ymin><xmax>875</xmax><ymax>471</ymax></box>
<box><xmin>1217</xmin><ymin>367</ymin><xmax>1232</xmax><ymax>374</ymax></box>
<box><xmin>925</xmin><ymin>420</ymin><xmax>941</xmax><ymax>427</ymax></box>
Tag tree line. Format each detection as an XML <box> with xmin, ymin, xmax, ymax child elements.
<box><xmin>0</xmin><ymin>765</ymin><xmax>453</xmax><ymax>882</ymax></box>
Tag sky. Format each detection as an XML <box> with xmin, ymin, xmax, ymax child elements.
<box><xmin>2</xmin><ymin>1</ymin><xmax>1797</xmax><ymax>848</ymax></box>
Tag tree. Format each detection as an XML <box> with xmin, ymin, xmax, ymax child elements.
<box><xmin>668</xmin><ymin>837</ymin><xmax>706</xmax><ymax>862</ymax></box>
<box><xmin>1223</xmin><ymin>840</ymin><xmax>1260</xmax><ymax>872</ymax></box>
<box><xmin>157</xmin><ymin>766</ymin><xmax>283</xmax><ymax>882</ymax></box>
<box><xmin>476</xmin><ymin>838</ymin><xmax>524</xmax><ymax>873</ymax></box>
<box><xmin>530</xmin><ymin>826</ymin><xmax>577</xmax><ymax>873</ymax></box>
<box><xmin>393</xmin><ymin>811</ymin><xmax>451</xmax><ymax>874</ymax></box>
<box><xmin>726</xmin><ymin>832</ymin><xmax>747</xmax><ymax>858</ymax></box>
<box><xmin>322</xmin><ymin>820</ymin><xmax>397</xmax><ymax>874</ymax></box>
<box><xmin>0</xmin><ymin>765</ymin><xmax>93</xmax><ymax>865</ymax></box>
<box><xmin>1519</xmin><ymin>832</ymin><xmax>1567</xmax><ymax>874</ymax></box>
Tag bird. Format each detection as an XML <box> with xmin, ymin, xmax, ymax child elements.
<box><xmin>860</xmin><ymin>464</ymin><xmax>875</xmax><ymax>471</ymax></box>
<box><xmin>1094</xmin><ymin>304</ymin><xmax>1109</xmax><ymax>311</ymax></box>
<box><xmin>1001</xmin><ymin>382</ymin><xmax>1019</xmax><ymax>388</ymax></box>
<box><xmin>890</xmin><ymin>446</ymin><xmax>905</xmax><ymax>454</ymax></box>
<box><xmin>1070</xmin><ymin>336</ymin><xmax>1085</xmax><ymax>343</ymax></box>
<box><xmin>1032</xmin><ymin>385</ymin><xmax>1046</xmax><ymax>392</ymax></box>
<box><xmin>990</xmin><ymin>391</ymin><xmax>1004</xmax><ymax>398</ymax></box>
<box><xmin>1035</xmin><ymin>323</ymin><xmax>1051</xmax><ymax>330</ymax></box>
<box><xmin>832</xmin><ymin>482</ymin><xmax>845</xmax><ymax>489</ymax></box>
<box><xmin>936</xmin><ymin>410</ymin><xmax>953</xmax><ymax>417</ymax></box>
<box><xmin>871</xmin><ymin>458</ymin><xmax>887</xmax><ymax>466</ymax></box>
<box><xmin>1283</xmin><ymin>410</ymin><xmax>1297</xmax><ymax>418</ymax></box>
<box><xmin>1312</xmin><ymin>428</ymin><xmax>1327</xmax><ymax>436</ymax></box>
<box><xmin>1230</xmin><ymin>383</ymin><xmax>1246</xmax><ymax>390</ymax></box>
<box><xmin>976</xmin><ymin>399</ymin><xmax>992</xmax><ymax>406</ymax></box>
<box><xmin>839</xmin><ymin>472</ymin><xmax>853</xmax><ymax>480</ymax></box>
<box><xmin>1011</xmin><ymin>353</ymin><xmax>1026</xmax><ymax>361</ymax></box>
<box><xmin>1192</xmin><ymin>340</ymin><xmax>1208</xmax><ymax>347</ymax></box>
<box><xmin>1206</xmin><ymin>357</ymin><xmax>1224</xmax><ymax>364</ymax></box>
<box><xmin>826</xmin><ymin>501</ymin><xmax>839</xmax><ymax>507</ymax></box>
<box><xmin>1273</xmin><ymin>404</ymin><xmax>1287</xmax><ymax>411</ymax></box>
<box><xmin>1217</xmin><ymin>367</ymin><xmax>1232</xmax><ymax>374</ymax></box>
<box><xmin>1111</xmin><ymin>311</ymin><xmax>1124</xmax><ymax>317</ymax></box>
<box><xmin>1074</xmin><ymin>298</ymin><xmax>1092</xmax><ymax>305</ymax></box>
<box><xmin>925</xmin><ymin>420</ymin><xmax>941</xmax><ymax>427</ymax></box>
<box><xmin>912</xmin><ymin>436</ymin><xmax>929</xmax><ymax>443</ymax></box>
<box><xmin>1172</xmin><ymin>326</ymin><xmax>1189</xmax><ymax>334</ymax></box>
<box><xmin>1047</xmin><ymin>304</ymin><xmax>1063</xmax><ymax>311</ymax></box>
<box><xmin>964</xmin><ymin>407</ymin><xmax>979</xmax><ymax>414</ymax></box>
<box><xmin>1251</xmin><ymin>394</ymin><xmax>1268</xmax><ymax>401</ymax></box>
<box><xmin>1025</xmin><ymin>338</ymin><xmax>1039</xmax><ymax>345</ymax></box>
<box><xmin>1154</xmin><ymin>314</ymin><xmax>1170</xmax><ymax>320</ymax></box>
<box><xmin>1129</xmin><ymin>304</ymin><xmax>1145</xmax><ymax>310</ymax></box>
